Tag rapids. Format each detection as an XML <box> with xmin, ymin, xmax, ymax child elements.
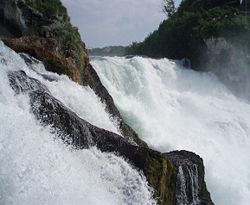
<box><xmin>0</xmin><ymin>42</ymin><xmax>156</xmax><ymax>205</ymax></box>
<box><xmin>91</xmin><ymin>56</ymin><xmax>250</xmax><ymax>205</ymax></box>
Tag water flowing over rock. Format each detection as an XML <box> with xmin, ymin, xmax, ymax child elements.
<box><xmin>0</xmin><ymin>0</ymin><xmax>216</xmax><ymax>204</ymax></box>
<box><xmin>4</xmin><ymin>44</ymin><xmax>214</xmax><ymax>204</ymax></box>
<box><xmin>7</xmin><ymin>68</ymin><xmax>176</xmax><ymax>205</ymax></box>
<box><xmin>0</xmin><ymin>46</ymin><xmax>157</xmax><ymax>205</ymax></box>
<box><xmin>165</xmin><ymin>151</ymin><xmax>214</xmax><ymax>205</ymax></box>
<box><xmin>87</xmin><ymin>63</ymin><xmax>147</xmax><ymax>147</ymax></box>
<box><xmin>0</xmin><ymin>0</ymin><xmax>145</xmax><ymax>149</ymax></box>
<box><xmin>8</xmin><ymin>70</ymin><xmax>128</xmax><ymax>149</ymax></box>
<box><xmin>92</xmin><ymin>56</ymin><xmax>250</xmax><ymax>205</ymax></box>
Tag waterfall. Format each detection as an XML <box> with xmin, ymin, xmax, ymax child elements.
<box><xmin>91</xmin><ymin>56</ymin><xmax>250</xmax><ymax>205</ymax></box>
<box><xmin>176</xmin><ymin>166</ymin><xmax>189</xmax><ymax>205</ymax></box>
<box><xmin>0</xmin><ymin>42</ymin><xmax>156</xmax><ymax>205</ymax></box>
<box><xmin>188</xmin><ymin>165</ymin><xmax>200</xmax><ymax>205</ymax></box>
<box><xmin>176</xmin><ymin>164</ymin><xmax>200</xmax><ymax>205</ymax></box>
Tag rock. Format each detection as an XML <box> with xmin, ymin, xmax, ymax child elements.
<box><xmin>9</xmin><ymin>69</ymin><xmax>215</xmax><ymax>205</ymax></box>
<box><xmin>1</xmin><ymin>1</ymin><xmax>215</xmax><ymax>203</ymax></box>
<box><xmin>0</xmin><ymin>0</ymin><xmax>89</xmax><ymax>85</ymax></box>
<box><xmin>8</xmin><ymin>70</ymin><xmax>176</xmax><ymax>205</ymax></box>
<box><xmin>3</xmin><ymin>37</ymin><xmax>83</xmax><ymax>83</ymax></box>
<box><xmin>0</xmin><ymin>0</ymin><xmax>26</xmax><ymax>37</ymax></box>
<box><xmin>181</xmin><ymin>58</ymin><xmax>191</xmax><ymax>68</ymax></box>
<box><xmin>164</xmin><ymin>150</ymin><xmax>214</xmax><ymax>205</ymax></box>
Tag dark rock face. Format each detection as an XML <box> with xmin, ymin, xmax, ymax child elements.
<box><xmin>0</xmin><ymin>0</ymin><xmax>26</xmax><ymax>37</ymax></box>
<box><xmin>0</xmin><ymin>0</ymin><xmax>89</xmax><ymax>84</ymax></box>
<box><xmin>165</xmin><ymin>151</ymin><xmax>214</xmax><ymax>205</ymax></box>
<box><xmin>4</xmin><ymin>37</ymin><xmax>83</xmax><ymax>83</ymax></box>
<box><xmin>8</xmin><ymin>70</ymin><xmax>177</xmax><ymax>205</ymax></box>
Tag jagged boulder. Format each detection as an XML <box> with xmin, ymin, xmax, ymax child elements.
<box><xmin>4</xmin><ymin>37</ymin><xmax>83</xmax><ymax>83</ymax></box>
<box><xmin>165</xmin><ymin>151</ymin><xmax>214</xmax><ymax>205</ymax></box>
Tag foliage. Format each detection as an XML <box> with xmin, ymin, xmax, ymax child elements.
<box><xmin>127</xmin><ymin>0</ymin><xmax>250</xmax><ymax>68</ymax></box>
<box><xmin>25</xmin><ymin>0</ymin><xmax>68</xmax><ymax>21</ymax></box>
<box><xmin>21</xmin><ymin>0</ymin><xmax>87</xmax><ymax>70</ymax></box>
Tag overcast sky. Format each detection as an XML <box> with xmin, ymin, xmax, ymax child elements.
<box><xmin>61</xmin><ymin>0</ymin><xmax>181</xmax><ymax>48</ymax></box>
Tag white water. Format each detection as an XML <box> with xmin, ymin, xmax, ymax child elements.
<box><xmin>92</xmin><ymin>56</ymin><xmax>250</xmax><ymax>205</ymax></box>
<box><xmin>176</xmin><ymin>166</ymin><xmax>188</xmax><ymax>205</ymax></box>
<box><xmin>0</xmin><ymin>42</ymin><xmax>156</xmax><ymax>205</ymax></box>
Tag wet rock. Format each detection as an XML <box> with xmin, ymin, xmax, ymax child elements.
<box><xmin>1</xmin><ymin>1</ymin><xmax>215</xmax><ymax>203</ymax></box>
<box><xmin>0</xmin><ymin>0</ymin><xmax>26</xmax><ymax>37</ymax></box>
<box><xmin>8</xmin><ymin>70</ymin><xmax>176</xmax><ymax>205</ymax></box>
<box><xmin>164</xmin><ymin>150</ymin><xmax>214</xmax><ymax>205</ymax></box>
<box><xmin>3</xmin><ymin>37</ymin><xmax>83</xmax><ymax>83</ymax></box>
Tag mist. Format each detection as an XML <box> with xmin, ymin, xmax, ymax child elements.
<box><xmin>204</xmin><ymin>36</ymin><xmax>250</xmax><ymax>101</ymax></box>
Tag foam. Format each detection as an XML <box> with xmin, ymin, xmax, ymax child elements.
<box><xmin>92</xmin><ymin>56</ymin><xmax>250</xmax><ymax>205</ymax></box>
<box><xmin>0</xmin><ymin>42</ymin><xmax>156</xmax><ymax>205</ymax></box>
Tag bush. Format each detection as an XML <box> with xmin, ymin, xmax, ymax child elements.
<box><xmin>25</xmin><ymin>0</ymin><xmax>68</xmax><ymax>21</ymax></box>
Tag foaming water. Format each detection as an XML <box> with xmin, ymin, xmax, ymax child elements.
<box><xmin>0</xmin><ymin>42</ymin><xmax>156</xmax><ymax>205</ymax></box>
<box><xmin>92</xmin><ymin>56</ymin><xmax>250</xmax><ymax>205</ymax></box>
<box><xmin>19</xmin><ymin>54</ymin><xmax>120</xmax><ymax>135</ymax></box>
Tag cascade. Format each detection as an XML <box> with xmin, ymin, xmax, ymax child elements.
<box><xmin>176</xmin><ymin>164</ymin><xmax>200</xmax><ymax>205</ymax></box>
<box><xmin>0</xmin><ymin>42</ymin><xmax>156</xmax><ymax>205</ymax></box>
<box><xmin>92</xmin><ymin>56</ymin><xmax>250</xmax><ymax>205</ymax></box>
<box><xmin>176</xmin><ymin>166</ymin><xmax>189</xmax><ymax>205</ymax></box>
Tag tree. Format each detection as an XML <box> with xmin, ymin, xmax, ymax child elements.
<box><xmin>163</xmin><ymin>0</ymin><xmax>176</xmax><ymax>17</ymax></box>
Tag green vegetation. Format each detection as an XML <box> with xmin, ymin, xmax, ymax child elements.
<box><xmin>127</xmin><ymin>0</ymin><xmax>250</xmax><ymax>68</ymax></box>
<box><xmin>18</xmin><ymin>0</ymin><xmax>87</xmax><ymax>69</ymax></box>
<box><xmin>88</xmin><ymin>46</ymin><xmax>126</xmax><ymax>56</ymax></box>
<box><xmin>25</xmin><ymin>0</ymin><xmax>68</xmax><ymax>21</ymax></box>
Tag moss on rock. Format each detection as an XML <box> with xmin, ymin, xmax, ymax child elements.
<box><xmin>3</xmin><ymin>37</ymin><xmax>83</xmax><ymax>83</ymax></box>
<box><xmin>1</xmin><ymin>0</ymin><xmax>89</xmax><ymax>84</ymax></box>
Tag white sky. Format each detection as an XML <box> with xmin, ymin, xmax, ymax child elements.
<box><xmin>61</xmin><ymin>0</ymin><xmax>181</xmax><ymax>48</ymax></box>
